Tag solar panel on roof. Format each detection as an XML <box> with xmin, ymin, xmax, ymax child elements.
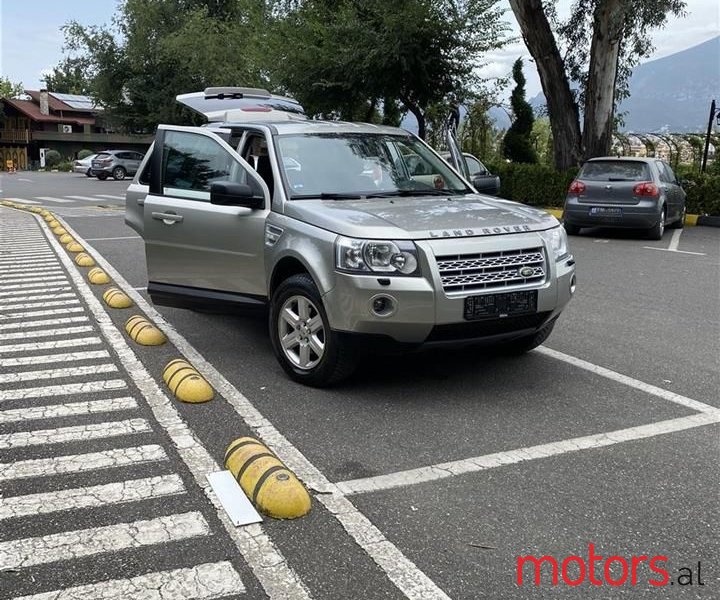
<box><xmin>49</xmin><ymin>92</ymin><xmax>100</xmax><ymax>110</ymax></box>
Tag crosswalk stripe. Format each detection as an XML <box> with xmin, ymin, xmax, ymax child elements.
<box><xmin>0</xmin><ymin>286</ymin><xmax>73</xmax><ymax>298</ymax></box>
<box><xmin>13</xmin><ymin>561</ymin><xmax>245</xmax><ymax>600</ymax></box>
<box><xmin>0</xmin><ymin>349</ymin><xmax>110</xmax><ymax>367</ymax></box>
<box><xmin>0</xmin><ymin>292</ymin><xmax>76</xmax><ymax>304</ymax></box>
<box><xmin>0</xmin><ymin>363</ymin><xmax>117</xmax><ymax>384</ymax></box>
<box><xmin>0</xmin><ymin>379</ymin><xmax>127</xmax><ymax>401</ymax></box>
<box><xmin>0</xmin><ymin>274</ymin><xmax>67</xmax><ymax>284</ymax></box>
<box><xmin>0</xmin><ymin>511</ymin><xmax>208</xmax><ymax>569</ymax></box>
<box><xmin>0</xmin><ymin>255</ymin><xmax>56</xmax><ymax>264</ymax></box>
<box><xmin>0</xmin><ymin>397</ymin><xmax>137</xmax><ymax>424</ymax></box>
<box><xmin>3</xmin><ymin>198</ymin><xmax>39</xmax><ymax>204</ymax></box>
<box><xmin>0</xmin><ymin>474</ymin><xmax>185</xmax><ymax>520</ymax></box>
<box><xmin>96</xmin><ymin>194</ymin><xmax>126</xmax><ymax>200</ymax></box>
<box><xmin>0</xmin><ymin>306</ymin><xmax>84</xmax><ymax>322</ymax></box>
<box><xmin>0</xmin><ymin>317</ymin><xmax>89</xmax><ymax>334</ymax></box>
<box><xmin>0</xmin><ymin>264</ymin><xmax>61</xmax><ymax>274</ymax></box>
<box><xmin>0</xmin><ymin>444</ymin><xmax>167</xmax><ymax>482</ymax></box>
<box><xmin>36</xmin><ymin>196</ymin><xmax>74</xmax><ymax>203</ymax></box>
<box><xmin>1</xmin><ymin>298</ymin><xmax>81</xmax><ymax>311</ymax></box>
<box><xmin>0</xmin><ymin>336</ymin><xmax>102</xmax><ymax>354</ymax></box>
<box><xmin>0</xmin><ymin>418</ymin><xmax>150</xmax><ymax>449</ymax></box>
<box><xmin>66</xmin><ymin>195</ymin><xmax>102</xmax><ymax>201</ymax></box>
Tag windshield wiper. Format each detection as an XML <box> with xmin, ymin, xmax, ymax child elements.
<box><xmin>290</xmin><ymin>192</ymin><xmax>363</xmax><ymax>200</ymax></box>
<box><xmin>366</xmin><ymin>189</ymin><xmax>458</xmax><ymax>198</ymax></box>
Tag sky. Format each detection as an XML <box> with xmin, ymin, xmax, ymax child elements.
<box><xmin>1</xmin><ymin>0</ymin><xmax>718</xmax><ymax>98</ymax></box>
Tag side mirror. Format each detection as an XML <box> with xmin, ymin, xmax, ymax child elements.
<box><xmin>210</xmin><ymin>182</ymin><xmax>264</xmax><ymax>209</ymax></box>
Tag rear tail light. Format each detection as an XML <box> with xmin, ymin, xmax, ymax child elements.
<box><xmin>568</xmin><ymin>180</ymin><xmax>586</xmax><ymax>194</ymax></box>
<box><xmin>632</xmin><ymin>182</ymin><xmax>659</xmax><ymax>197</ymax></box>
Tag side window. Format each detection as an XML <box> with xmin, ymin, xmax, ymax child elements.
<box><xmin>117</xmin><ymin>152</ymin><xmax>132</xmax><ymax>160</ymax></box>
<box><xmin>663</xmin><ymin>162</ymin><xmax>678</xmax><ymax>184</ymax></box>
<box><xmin>464</xmin><ymin>155</ymin><xmax>483</xmax><ymax>176</ymax></box>
<box><xmin>655</xmin><ymin>161</ymin><xmax>670</xmax><ymax>183</ymax></box>
<box><xmin>162</xmin><ymin>130</ymin><xmax>259</xmax><ymax>200</ymax></box>
<box><xmin>138</xmin><ymin>144</ymin><xmax>153</xmax><ymax>185</ymax></box>
<box><xmin>132</xmin><ymin>152</ymin><xmax>144</xmax><ymax>161</ymax></box>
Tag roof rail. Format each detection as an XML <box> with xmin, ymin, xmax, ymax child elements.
<box><xmin>203</xmin><ymin>87</ymin><xmax>271</xmax><ymax>99</ymax></box>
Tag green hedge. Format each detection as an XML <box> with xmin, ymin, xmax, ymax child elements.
<box><xmin>44</xmin><ymin>149</ymin><xmax>62</xmax><ymax>168</ymax></box>
<box><xmin>488</xmin><ymin>162</ymin><xmax>720</xmax><ymax>216</ymax></box>
<box><xmin>78</xmin><ymin>149</ymin><xmax>94</xmax><ymax>160</ymax></box>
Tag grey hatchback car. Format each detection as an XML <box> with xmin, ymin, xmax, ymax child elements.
<box><xmin>91</xmin><ymin>150</ymin><xmax>145</xmax><ymax>181</ymax></box>
<box><xmin>563</xmin><ymin>157</ymin><xmax>686</xmax><ymax>240</ymax></box>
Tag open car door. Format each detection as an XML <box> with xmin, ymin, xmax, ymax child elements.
<box><xmin>444</xmin><ymin>126</ymin><xmax>471</xmax><ymax>181</ymax></box>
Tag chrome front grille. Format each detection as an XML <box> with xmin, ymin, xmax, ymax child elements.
<box><xmin>436</xmin><ymin>247</ymin><xmax>546</xmax><ymax>293</ymax></box>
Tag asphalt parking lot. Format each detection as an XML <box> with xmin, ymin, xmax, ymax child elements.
<box><xmin>1</xmin><ymin>172</ymin><xmax>718</xmax><ymax>599</ymax></box>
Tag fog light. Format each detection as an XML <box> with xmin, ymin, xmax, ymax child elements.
<box><xmin>570</xmin><ymin>275</ymin><xmax>577</xmax><ymax>295</ymax></box>
<box><xmin>369</xmin><ymin>294</ymin><xmax>396</xmax><ymax>317</ymax></box>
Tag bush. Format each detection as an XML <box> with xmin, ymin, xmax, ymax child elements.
<box><xmin>56</xmin><ymin>161</ymin><xmax>73</xmax><ymax>172</ymax></box>
<box><xmin>488</xmin><ymin>162</ymin><xmax>578</xmax><ymax>208</ymax></box>
<box><xmin>77</xmin><ymin>149</ymin><xmax>94</xmax><ymax>160</ymax></box>
<box><xmin>44</xmin><ymin>149</ymin><xmax>62</xmax><ymax>168</ymax></box>
<box><xmin>680</xmin><ymin>172</ymin><xmax>720</xmax><ymax>215</ymax></box>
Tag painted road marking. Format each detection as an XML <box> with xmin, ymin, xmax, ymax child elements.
<box><xmin>0</xmin><ymin>379</ymin><xmax>127</xmax><ymax>402</ymax></box>
<box><xmin>0</xmin><ymin>363</ymin><xmax>117</xmax><ymax>384</ymax></box>
<box><xmin>0</xmin><ymin>286</ymin><xmax>73</xmax><ymax>298</ymax></box>
<box><xmin>0</xmin><ymin>474</ymin><xmax>185</xmax><ymax>520</ymax></box>
<box><xmin>337</xmin><ymin>411</ymin><xmax>720</xmax><ymax>495</ymax></box>
<box><xmin>84</xmin><ymin>235</ymin><xmax>141</xmax><ymax>241</ymax></box>
<box><xmin>0</xmin><ymin>274</ymin><xmax>68</xmax><ymax>285</ymax></box>
<box><xmin>643</xmin><ymin>228</ymin><xmax>706</xmax><ymax>256</ymax></box>
<box><xmin>96</xmin><ymin>194</ymin><xmax>126</xmax><ymax>200</ymax></box>
<box><xmin>0</xmin><ymin>511</ymin><xmax>209</xmax><ymax>569</ymax></box>
<box><xmin>1</xmin><ymin>298</ymin><xmax>81</xmax><ymax>311</ymax></box>
<box><xmin>0</xmin><ymin>251</ymin><xmax>57</xmax><ymax>259</ymax></box>
<box><xmin>0</xmin><ymin>265</ymin><xmax>63</xmax><ymax>275</ymax></box>
<box><xmin>0</xmin><ymin>257</ymin><xmax>56</xmax><ymax>267</ymax></box>
<box><xmin>1</xmin><ymin>306</ymin><xmax>84</xmax><ymax>321</ymax></box>
<box><xmin>2</xmin><ymin>198</ymin><xmax>39</xmax><ymax>204</ymax></box>
<box><xmin>0</xmin><ymin>317</ymin><xmax>93</xmax><ymax>341</ymax></box>
<box><xmin>36</xmin><ymin>196</ymin><xmax>74</xmax><ymax>203</ymax></box>
<box><xmin>0</xmin><ymin>292</ymin><xmax>76</xmax><ymax>304</ymax></box>
<box><xmin>0</xmin><ymin>397</ymin><xmax>137</xmax><ymax>424</ymax></box>
<box><xmin>643</xmin><ymin>246</ymin><xmax>707</xmax><ymax>256</ymax></box>
<box><xmin>13</xmin><ymin>561</ymin><xmax>245</xmax><ymax>600</ymax></box>
<box><xmin>0</xmin><ymin>317</ymin><xmax>90</xmax><ymax>335</ymax></box>
<box><xmin>66</xmin><ymin>195</ymin><xmax>104</xmax><ymax>201</ymax></box>
<box><xmin>0</xmin><ymin>336</ymin><xmax>102</xmax><ymax>354</ymax></box>
<box><xmin>537</xmin><ymin>346</ymin><xmax>718</xmax><ymax>414</ymax></box>
<box><xmin>0</xmin><ymin>418</ymin><xmax>151</xmax><ymax>449</ymax></box>
<box><xmin>0</xmin><ymin>349</ymin><xmax>111</xmax><ymax>367</ymax></box>
<box><xmin>66</xmin><ymin>219</ymin><xmax>448</xmax><ymax>600</ymax></box>
<box><xmin>49</xmin><ymin>212</ymin><xmax>313</xmax><ymax>599</ymax></box>
<box><xmin>0</xmin><ymin>444</ymin><xmax>168</xmax><ymax>482</ymax></box>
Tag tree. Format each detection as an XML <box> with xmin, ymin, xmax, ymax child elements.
<box><xmin>509</xmin><ymin>0</ymin><xmax>686</xmax><ymax>169</ymax></box>
<box><xmin>503</xmin><ymin>58</ymin><xmax>536</xmax><ymax>163</ymax></box>
<box><xmin>0</xmin><ymin>76</ymin><xmax>24</xmax><ymax>99</ymax></box>
<box><xmin>270</xmin><ymin>0</ymin><xmax>510</xmax><ymax>139</ymax></box>
<box><xmin>43</xmin><ymin>58</ymin><xmax>91</xmax><ymax>95</ymax></box>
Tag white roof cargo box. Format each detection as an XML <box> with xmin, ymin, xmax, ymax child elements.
<box><xmin>176</xmin><ymin>87</ymin><xmax>306</xmax><ymax>123</ymax></box>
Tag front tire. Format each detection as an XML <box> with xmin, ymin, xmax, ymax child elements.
<box><xmin>269</xmin><ymin>274</ymin><xmax>356</xmax><ymax>387</ymax></box>
<box><xmin>647</xmin><ymin>207</ymin><xmax>666</xmax><ymax>240</ymax></box>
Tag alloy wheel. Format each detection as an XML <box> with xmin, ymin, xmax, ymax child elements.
<box><xmin>277</xmin><ymin>295</ymin><xmax>325</xmax><ymax>370</ymax></box>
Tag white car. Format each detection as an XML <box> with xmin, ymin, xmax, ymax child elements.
<box><xmin>73</xmin><ymin>154</ymin><xmax>98</xmax><ymax>176</ymax></box>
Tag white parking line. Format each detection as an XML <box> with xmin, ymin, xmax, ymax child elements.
<box><xmin>0</xmin><ymin>336</ymin><xmax>102</xmax><ymax>354</ymax></box>
<box><xmin>36</xmin><ymin>196</ymin><xmax>74</xmax><ymax>203</ymax></box>
<box><xmin>537</xmin><ymin>346</ymin><xmax>718</xmax><ymax>413</ymax></box>
<box><xmin>0</xmin><ymin>418</ymin><xmax>151</xmax><ymax>449</ymax></box>
<box><xmin>0</xmin><ymin>379</ymin><xmax>127</xmax><ymax>402</ymax></box>
<box><xmin>66</xmin><ymin>195</ymin><xmax>103</xmax><ymax>201</ymax></box>
<box><xmin>643</xmin><ymin>246</ymin><xmax>707</xmax><ymax>256</ymax></box>
<box><xmin>0</xmin><ymin>444</ymin><xmax>168</xmax><ymax>482</ymax></box>
<box><xmin>85</xmin><ymin>236</ymin><xmax>140</xmax><ymax>241</ymax></box>
<box><xmin>336</xmin><ymin>411</ymin><xmax>720</xmax><ymax>495</ymax></box>
<box><xmin>0</xmin><ymin>317</ymin><xmax>89</xmax><ymax>334</ymax></box>
<box><xmin>2</xmin><ymin>198</ymin><xmax>39</xmax><ymax>204</ymax></box>
<box><xmin>643</xmin><ymin>228</ymin><xmax>707</xmax><ymax>256</ymax></box>
<box><xmin>0</xmin><ymin>397</ymin><xmax>137</xmax><ymax>424</ymax></box>
<box><xmin>0</xmin><ymin>511</ymin><xmax>208</xmax><ymax>569</ymax></box>
<box><xmin>0</xmin><ymin>474</ymin><xmax>185</xmax><ymax>520</ymax></box>
<box><xmin>13</xmin><ymin>561</ymin><xmax>245</xmax><ymax>600</ymax></box>
<box><xmin>0</xmin><ymin>363</ymin><xmax>117</xmax><ymax>384</ymax></box>
<box><xmin>96</xmin><ymin>194</ymin><xmax>126</xmax><ymax>200</ymax></box>
<box><xmin>0</xmin><ymin>349</ymin><xmax>110</xmax><ymax>367</ymax></box>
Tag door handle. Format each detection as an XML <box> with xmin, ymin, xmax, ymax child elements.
<box><xmin>151</xmin><ymin>212</ymin><xmax>184</xmax><ymax>224</ymax></box>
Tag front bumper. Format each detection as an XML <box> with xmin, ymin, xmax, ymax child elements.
<box><xmin>322</xmin><ymin>234</ymin><xmax>576</xmax><ymax>345</ymax></box>
<box><xmin>564</xmin><ymin>197</ymin><xmax>662</xmax><ymax>229</ymax></box>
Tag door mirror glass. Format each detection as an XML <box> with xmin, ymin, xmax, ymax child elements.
<box><xmin>210</xmin><ymin>182</ymin><xmax>263</xmax><ymax>209</ymax></box>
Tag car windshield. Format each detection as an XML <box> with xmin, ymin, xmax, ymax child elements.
<box><xmin>276</xmin><ymin>133</ymin><xmax>471</xmax><ymax>199</ymax></box>
<box><xmin>580</xmin><ymin>161</ymin><xmax>650</xmax><ymax>182</ymax></box>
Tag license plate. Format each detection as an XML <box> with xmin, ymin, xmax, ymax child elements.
<box><xmin>464</xmin><ymin>291</ymin><xmax>537</xmax><ymax>321</ymax></box>
<box><xmin>589</xmin><ymin>207</ymin><xmax>622</xmax><ymax>216</ymax></box>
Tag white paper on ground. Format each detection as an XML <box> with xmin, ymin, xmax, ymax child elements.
<box><xmin>207</xmin><ymin>470</ymin><xmax>263</xmax><ymax>526</ymax></box>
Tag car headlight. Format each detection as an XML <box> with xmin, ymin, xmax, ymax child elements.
<box><xmin>540</xmin><ymin>226</ymin><xmax>569</xmax><ymax>261</ymax></box>
<box><xmin>335</xmin><ymin>236</ymin><xmax>420</xmax><ymax>275</ymax></box>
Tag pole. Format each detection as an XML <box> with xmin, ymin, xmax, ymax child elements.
<box><xmin>701</xmin><ymin>99</ymin><xmax>715</xmax><ymax>173</ymax></box>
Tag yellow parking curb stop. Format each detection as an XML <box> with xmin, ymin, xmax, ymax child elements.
<box><xmin>47</xmin><ymin>219</ymin><xmax>60</xmax><ymax>228</ymax></box>
<box><xmin>162</xmin><ymin>359</ymin><xmax>214</xmax><ymax>403</ymax></box>
<box><xmin>43</xmin><ymin>214</ymin><xmax>55</xmax><ymax>222</ymax></box>
<box><xmin>88</xmin><ymin>267</ymin><xmax>111</xmax><ymax>285</ymax></box>
<box><xmin>53</xmin><ymin>226</ymin><xmax>67</xmax><ymax>236</ymax></box>
<box><xmin>75</xmin><ymin>252</ymin><xmax>96</xmax><ymax>267</ymax></box>
<box><xmin>224</xmin><ymin>437</ymin><xmax>311</xmax><ymax>519</ymax></box>
<box><xmin>30</xmin><ymin>207</ymin><xmax>43</xmax><ymax>214</ymax></box>
<box><xmin>59</xmin><ymin>234</ymin><xmax>74</xmax><ymax>244</ymax></box>
<box><xmin>125</xmin><ymin>315</ymin><xmax>167</xmax><ymax>346</ymax></box>
<box><xmin>103</xmin><ymin>287</ymin><xmax>134</xmax><ymax>309</ymax></box>
<box><xmin>66</xmin><ymin>241</ymin><xmax>84</xmax><ymax>253</ymax></box>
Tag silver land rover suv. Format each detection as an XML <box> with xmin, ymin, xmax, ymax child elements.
<box><xmin>125</xmin><ymin>88</ymin><xmax>576</xmax><ymax>386</ymax></box>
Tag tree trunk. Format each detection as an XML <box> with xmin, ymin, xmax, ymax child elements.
<box><xmin>582</xmin><ymin>0</ymin><xmax>625</xmax><ymax>160</ymax></box>
<box><xmin>508</xmin><ymin>0</ymin><xmax>582</xmax><ymax>170</ymax></box>
<box><xmin>400</xmin><ymin>94</ymin><xmax>426</xmax><ymax>139</ymax></box>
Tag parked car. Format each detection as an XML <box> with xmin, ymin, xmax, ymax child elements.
<box><xmin>563</xmin><ymin>157</ymin><xmax>686</xmax><ymax>240</ymax></box>
<box><xmin>441</xmin><ymin>151</ymin><xmax>500</xmax><ymax>195</ymax></box>
<box><xmin>125</xmin><ymin>87</ymin><xmax>575</xmax><ymax>386</ymax></box>
<box><xmin>73</xmin><ymin>154</ymin><xmax>98</xmax><ymax>176</ymax></box>
<box><xmin>91</xmin><ymin>150</ymin><xmax>146</xmax><ymax>181</ymax></box>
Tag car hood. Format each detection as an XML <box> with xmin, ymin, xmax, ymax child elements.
<box><xmin>283</xmin><ymin>194</ymin><xmax>558</xmax><ymax>239</ymax></box>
